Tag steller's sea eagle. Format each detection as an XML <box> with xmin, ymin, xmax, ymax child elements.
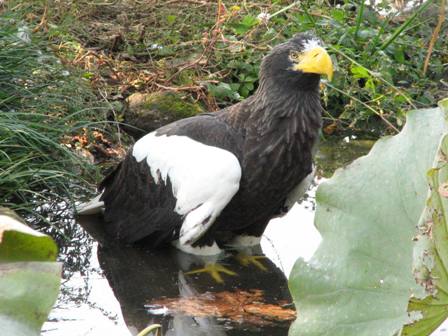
<box><xmin>78</xmin><ymin>33</ymin><xmax>333</xmax><ymax>256</ymax></box>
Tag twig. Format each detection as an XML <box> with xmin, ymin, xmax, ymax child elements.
<box><xmin>86</xmin><ymin>1</ymin><xmax>119</xmax><ymax>5</ymax></box>
<box><xmin>154</xmin><ymin>83</ymin><xmax>204</xmax><ymax>92</ymax></box>
<box><xmin>218</xmin><ymin>34</ymin><xmax>270</xmax><ymax>50</ymax></box>
<box><xmin>269</xmin><ymin>1</ymin><xmax>301</xmax><ymax>18</ymax></box>
<box><xmin>164</xmin><ymin>0</ymin><xmax>208</xmax><ymax>4</ymax></box>
<box><xmin>166</xmin><ymin>0</ymin><xmax>224</xmax><ymax>81</ymax></box>
<box><xmin>422</xmin><ymin>0</ymin><xmax>446</xmax><ymax>75</ymax></box>
<box><xmin>32</xmin><ymin>5</ymin><xmax>48</xmax><ymax>33</ymax></box>
<box><xmin>69</xmin><ymin>47</ymin><xmax>121</xmax><ymax>79</ymax></box>
<box><xmin>98</xmin><ymin>88</ymin><xmax>122</xmax><ymax>147</ymax></box>
<box><xmin>326</xmin><ymin>82</ymin><xmax>400</xmax><ymax>133</ymax></box>
<box><xmin>329</xmin><ymin>46</ymin><xmax>417</xmax><ymax>109</ymax></box>
<box><xmin>269</xmin><ymin>2</ymin><xmax>331</xmax><ymax>20</ymax></box>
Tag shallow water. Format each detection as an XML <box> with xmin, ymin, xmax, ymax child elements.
<box><xmin>40</xmin><ymin>185</ymin><xmax>320</xmax><ymax>336</ymax></box>
<box><xmin>38</xmin><ymin>139</ymin><xmax>448</xmax><ymax>335</ymax></box>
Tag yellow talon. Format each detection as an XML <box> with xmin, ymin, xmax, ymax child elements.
<box><xmin>235</xmin><ymin>253</ymin><xmax>268</xmax><ymax>271</ymax></box>
<box><xmin>185</xmin><ymin>263</ymin><xmax>237</xmax><ymax>284</ymax></box>
<box><xmin>136</xmin><ymin>324</ymin><xmax>162</xmax><ymax>336</ymax></box>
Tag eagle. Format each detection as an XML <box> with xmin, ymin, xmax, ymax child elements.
<box><xmin>78</xmin><ymin>33</ymin><xmax>333</xmax><ymax>256</ymax></box>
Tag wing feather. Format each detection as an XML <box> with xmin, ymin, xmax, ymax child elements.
<box><xmin>100</xmin><ymin>114</ymin><xmax>243</xmax><ymax>245</ymax></box>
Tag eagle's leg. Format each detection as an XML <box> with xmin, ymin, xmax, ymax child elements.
<box><xmin>228</xmin><ymin>219</ymin><xmax>267</xmax><ymax>247</ymax></box>
<box><xmin>230</xmin><ymin>234</ymin><xmax>262</xmax><ymax>247</ymax></box>
<box><xmin>226</xmin><ymin>221</ymin><xmax>269</xmax><ymax>271</ymax></box>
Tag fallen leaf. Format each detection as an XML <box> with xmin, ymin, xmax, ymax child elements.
<box><xmin>146</xmin><ymin>289</ymin><xmax>295</xmax><ymax>326</ymax></box>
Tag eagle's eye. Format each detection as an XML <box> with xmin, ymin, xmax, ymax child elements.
<box><xmin>289</xmin><ymin>50</ymin><xmax>302</xmax><ymax>62</ymax></box>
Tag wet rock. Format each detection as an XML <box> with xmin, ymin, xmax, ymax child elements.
<box><xmin>122</xmin><ymin>91</ymin><xmax>204</xmax><ymax>139</ymax></box>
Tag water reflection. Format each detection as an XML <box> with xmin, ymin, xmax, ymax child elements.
<box><xmin>31</xmin><ymin>201</ymin><xmax>94</xmax><ymax>280</ymax></box>
<box><xmin>32</xmin><ymin>201</ymin><xmax>95</xmax><ymax>306</ymax></box>
<box><xmin>80</xmin><ymin>213</ymin><xmax>294</xmax><ymax>335</ymax></box>
<box><xmin>39</xmin><ymin>138</ymin><xmax>448</xmax><ymax>335</ymax></box>
<box><xmin>41</xmin><ymin>138</ymin><xmax>376</xmax><ymax>335</ymax></box>
<box><xmin>38</xmin><ymin>181</ymin><xmax>320</xmax><ymax>335</ymax></box>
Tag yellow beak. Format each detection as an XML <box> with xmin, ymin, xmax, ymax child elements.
<box><xmin>293</xmin><ymin>46</ymin><xmax>333</xmax><ymax>81</ymax></box>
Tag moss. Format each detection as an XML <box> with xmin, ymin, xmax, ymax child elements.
<box><xmin>123</xmin><ymin>91</ymin><xmax>205</xmax><ymax>137</ymax></box>
<box><xmin>141</xmin><ymin>91</ymin><xmax>203</xmax><ymax>119</ymax></box>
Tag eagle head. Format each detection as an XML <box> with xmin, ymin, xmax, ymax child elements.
<box><xmin>260</xmin><ymin>33</ymin><xmax>333</xmax><ymax>90</ymax></box>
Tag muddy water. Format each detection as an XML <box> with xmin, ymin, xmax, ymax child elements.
<box><xmin>37</xmin><ymin>139</ymin><xmax>448</xmax><ymax>336</ymax></box>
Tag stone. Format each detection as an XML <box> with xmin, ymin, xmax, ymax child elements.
<box><xmin>122</xmin><ymin>91</ymin><xmax>204</xmax><ymax>139</ymax></box>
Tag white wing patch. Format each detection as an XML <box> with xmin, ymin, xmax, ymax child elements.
<box><xmin>133</xmin><ymin>133</ymin><xmax>242</xmax><ymax>246</ymax></box>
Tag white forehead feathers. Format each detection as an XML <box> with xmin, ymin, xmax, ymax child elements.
<box><xmin>302</xmin><ymin>38</ymin><xmax>322</xmax><ymax>52</ymax></box>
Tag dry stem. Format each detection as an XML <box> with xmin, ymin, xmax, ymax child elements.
<box><xmin>422</xmin><ymin>0</ymin><xmax>446</xmax><ymax>75</ymax></box>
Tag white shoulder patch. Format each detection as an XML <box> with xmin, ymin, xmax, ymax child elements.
<box><xmin>133</xmin><ymin>133</ymin><xmax>242</xmax><ymax>244</ymax></box>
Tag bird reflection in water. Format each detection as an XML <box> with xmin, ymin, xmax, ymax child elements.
<box><xmin>78</xmin><ymin>214</ymin><xmax>295</xmax><ymax>336</ymax></box>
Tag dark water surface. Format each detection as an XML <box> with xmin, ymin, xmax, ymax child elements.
<box><xmin>40</xmin><ymin>139</ymin><xmax>448</xmax><ymax>336</ymax></box>
<box><xmin>40</xmin><ymin>186</ymin><xmax>320</xmax><ymax>336</ymax></box>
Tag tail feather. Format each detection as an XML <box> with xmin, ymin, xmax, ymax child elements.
<box><xmin>76</xmin><ymin>194</ymin><xmax>104</xmax><ymax>215</ymax></box>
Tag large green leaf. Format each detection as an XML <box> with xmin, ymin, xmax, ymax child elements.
<box><xmin>289</xmin><ymin>99</ymin><xmax>448</xmax><ymax>336</ymax></box>
<box><xmin>403</xmin><ymin>100</ymin><xmax>448</xmax><ymax>335</ymax></box>
<box><xmin>0</xmin><ymin>208</ymin><xmax>58</xmax><ymax>262</ymax></box>
<box><xmin>0</xmin><ymin>208</ymin><xmax>61</xmax><ymax>336</ymax></box>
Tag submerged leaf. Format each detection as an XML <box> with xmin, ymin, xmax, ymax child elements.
<box><xmin>289</xmin><ymin>100</ymin><xmax>448</xmax><ymax>336</ymax></box>
<box><xmin>147</xmin><ymin>289</ymin><xmax>295</xmax><ymax>326</ymax></box>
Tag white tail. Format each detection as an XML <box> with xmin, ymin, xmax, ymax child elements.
<box><xmin>76</xmin><ymin>194</ymin><xmax>104</xmax><ymax>215</ymax></box>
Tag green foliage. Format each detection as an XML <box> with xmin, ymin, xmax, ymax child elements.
<box><xmin>231</xmin><ymin>15</ymin><xmax>259</xmax><ymax>35</ymax></box>
<box><xmin>0</xmin><ymin>9</ymin><xmax>105</xmax><ymax>218</ymax></box>
<box><xmin>27</xmin><ymin>1</ymin><xmax>446</xmax><ymax>135</ymax></box>
<box><xmin>289</xmin><ymin>100</ymin><xmax>448</xmax><ymax>335</ymax></box>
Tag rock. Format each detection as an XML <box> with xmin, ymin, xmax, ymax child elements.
<box><xmin>122</xmin><ymin>91</ymin><xmax>204</xmax><ymax>139</ymax></box>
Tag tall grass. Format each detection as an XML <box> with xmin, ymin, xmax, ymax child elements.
<box><xmin>0</xmin><ymin>11</ymin><xmax>106</xmax><ymax>220</ymax></box>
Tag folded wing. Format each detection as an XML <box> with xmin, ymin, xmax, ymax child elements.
<box><xmin>99</xmin><ymin>115</ymin><xmax>243</xmax><ymax>247</ymax></box>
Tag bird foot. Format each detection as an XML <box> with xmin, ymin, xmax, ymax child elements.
<box><xmin>235</xmin><ymin>252</ymin><xmax>268</xmax><ymax>271</ymax></box>
<box><xmin>184</xmin><ymin>263</ymin><xmax>237</xmax><ymax>284</ymax></box>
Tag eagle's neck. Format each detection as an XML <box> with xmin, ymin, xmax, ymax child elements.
<box><xmin>220</xmin><ymin>77</ymin><xmax>322</xmax><ymax>197</ymax></box>
<box><xmin>252</xmin><ymin>80</ymin><xmax>322</xmax><ymax>139</ymax></box>
<box><xmin>222</xmin><ymin>79</ymin><xmax>322</xmax><ymax>156</ymax></box>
